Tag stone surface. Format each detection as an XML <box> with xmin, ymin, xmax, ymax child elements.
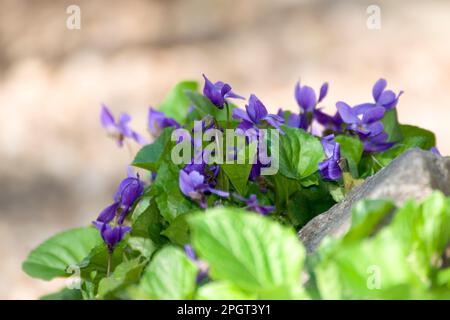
<box><xmin>298</xmin><ymin>148</ymin><xmax>450</xmax><ymax>253</ymax></box>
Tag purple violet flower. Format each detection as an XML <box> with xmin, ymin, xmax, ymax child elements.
<box><xmin>113</xmin><ymin>173</ymin><xmax>144</xmax><ymax>224</ymax></box>
<box><xmin>354</xmin><ymin>79</ymin><xmax>403</xmax><ymax>112</ymax></box>
<box><xmin>184</xmin><ymin>245</ymin><xmax>209</xmax><ymax>283</ymax></box>
<box><xmin>234</xmin><ymin>194</ymin><xmax>274</xmax><ymax>215</ymax></box>
<box><xmin>179</xmin><ymin>170</ymin><xmax>228</xmax><ymax>208</ymax></box>
<box><xmin>314</xmin><ymin>109</ymin><xmax>343</xmax><ymax>133</ymax></box>
<box><xmin>318</xmin><ymin>135</ymin><xmax>342</xmax><ymax>180</ymax></box>
<box><xmin>100</xmin><ymin>104</ymin><xmax>147</xmax><ymax>147</ymax></box>
<box><xmin>92</xmin><ymin>221</ymin><xmax>131</xmax><ymax>253</ymax></box>
<box><xmin>336</xmin><ymin>101</ymin><xmax>395</xmax><ymax>152</ymax></box>
<box><xmin>430</xmin><ymin>147</ymin><xmax>441</xmax><ymax>156</ymax></box>
<box><xmin>232</xmin><ymin>94</ymin><xmax>284</xmax><ymax>134</ymax></box>
<box><xmin>202</xmin><ymin>74</ymin><xmax>244</xmax><ymax>109</ymax></box>
<box><xmin>295</xmin><ymin>81</ymin><xmax>328</xmax><ymax>113</ymax></box>
<box><xmin>147</xmin><ymin>107</ymin><xmax>180</xmax><ymax>136</ymax></box>
<box><xmin>97</xmin><ymin>170</ymin><xmax>144</xmax><ymax>225</ymax></box>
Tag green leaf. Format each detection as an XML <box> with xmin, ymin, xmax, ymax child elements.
<box><xmin>131</xmin><ymin>197</ymin><xmax>167</xmax><ymax>245</ymax></box>
<box><xmin>78</xmin><ymin>243</ymin><xmax>126</xmax><ymax>284</ymax></box>
<box><xmin>22</xmin><ymin>227</ymin><xmax>102</xmax><ymax>280</ymax></box>
<box><xmin>196</xmin><ymin>281</ymin><xmax>257</xmax><ymax>300</ymax></box>
<box><xmin>372</xmin><ymin>125</ymin><xmax>436</xmax><ymax>168</ymax></box>
<box><xmin>159</xmin><ymin>81</ymin><xmax>198</xmax><ymax>123</ymax></box>
<box><xmin>343</xmin><ymin>199</ymin><xmax>395</xmax><ymax>243</ymax></box>
<box><xmin>97</xmin><ymin>258</ymin><xmax>146</xmax><ymax>299</ymax></box>
<box><xmin>40</xmin><ymin>288</ymin><xmax>83</xmax><ymax>300</ymax></box>
<box><xmin>185</xmin><ymin>91</ymin><xmax>236</xmax><ymax>122</ymax></box>
<box><xmin>277</xmin><ymin>126</ymin><xmax>325</xmax><ymax>181</ymax></box>
<box><xmin>400</xmin><ymin>124</ymin><xmax>436</xmax><ymax>150</ymax></box>
<box><xmin>139</xmin><ymin>246</ymin><xmax>198</xmax><ymax>299</ymax></box>
<box><xmin>272</xmin><ymin>174</ymin><xmax>300</xmax><ymax>210</ymax></box>
<box><xmin>151</xmin><ymin>161</ymin><xmax>195</xmax><ymax>222</ymax></box>
<box><xmin>128</xmin><ymin>237</ymin><xmax>156</xmax><ymax>259</ymax></box>
<box><xmin>286</xmin><ymin>183</ymin><xmax>336</xmax><ymax>228</ymax></box>
<box><xmin>160</xmin><ymin>214</ymin><xmax>190</xmax><ymax>246</ymax></box>
<box><xmin>132</xmin><ymin>127</ymin><xmax>174</xmax><ymax>171</ymax></box>
<box><xmin>189</xmin><ymin>207</ymin><xmax>306</xmax><ymax>298</ymax></box>
<box><xmin>222</xmin><ymin>141</ymin><xmax>257</xmax><ymax>195</ymax></box>
<box><xmin>335</xmin><ymin>135</ymin><xmax>363</xmax><ymax>177</ymax></box>
<box><xmin>315</xmin><ymin>192</ymin><xmax>450</xmax><ymax>299</ymax></box>
<box><xmin>382</xmin><ymin>108</ymin><xmax>403</xmax><ymax>142</ymax></box>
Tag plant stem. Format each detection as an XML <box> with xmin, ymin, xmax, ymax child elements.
<box><xmin>225</xmin><ymin>102</ymin><xmax>230</xmax><ymax>129</ymax></box>
<box><xmin>107</xmin><ymin>252</ymin><xmax>112</xmax><ymax>277</ymax></box>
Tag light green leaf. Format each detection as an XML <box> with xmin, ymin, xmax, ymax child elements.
<box><xmin>159</xmin><ymin>81</ymin><xmax>198</xmax><ymax>123</ymax></box>
<box><xmin>189</xmin><ymin>207</ymin><xmax>306</xmax><ymax>298</ymax></box>
<box><xmin>97</xmin><ymin>258</ymin><xmax>146</xmax><ymax>299</ymax></box>
<box><xmin>335</xmin><ymin>135</ymin><xmax>363</xmax><ymax>177</ymax></box>
<box><xmin>128</xmin><ymin>237</ymin><xmax>156</xmax><ymax>259</ymax></box>
<box><xmin>277</xmin><ymin>126</ymin><xmax>325</xmax><ymax>181</ymax></box>
<box><xmin>343</xmin><ymin>199</ymin><xmax>395</xmax><ymax>243</ymax></box>
<box><xmin>139</xmin><ymin>246</ymin><xmax>198</xmax><ymax>299</ymax></box>
<box><xmin>22</xmin><ymin>227</ymin><xmax>102</xmax><ymax>280</ymax></box>
<box><xmin>196</xmin><ymin>281</ymin><xmax>256</xmax><ymax>300</ymax></box>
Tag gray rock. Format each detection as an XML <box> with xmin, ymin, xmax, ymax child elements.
<box><xmin>298</xmin><ymin>148</ymin><xmax>450</xmax><ymax>253</ymax></box>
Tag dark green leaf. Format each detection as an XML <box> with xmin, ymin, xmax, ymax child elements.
<box><xmin>335</xmin><ymin>135</ymin><xmax>363</xmax><ymax>177</ymax></box>
<box><xmin>382</xmin><ymin>108</ymin><xmax>403</xmax><ymax>142</ymax></box>
<box><xmin>222</xmin><ymin>141</ymin><xmax>257</xmax><ymax>195</ymax></box>
<box><xmin>160</xmin><ymin>214</ymin><xmax>190</xmax><ymax>246</ymax></box>
<box><xmin>40</xmin><ymin>288</ymin><xmax>83</xmax><ymax>300</ymax></box>
<box><xmin>132</xmin><ymin>127</ymin><xmax>174</xmax><ymax>171</ymax></box>
<box><xmin>151</xmin><ymin>161</ymin><xmax>196</xmax><ymax>222</ymax></box>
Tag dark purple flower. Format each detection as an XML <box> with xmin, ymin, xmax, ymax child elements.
<box><xmin>97</xmin><ymin>202</ymin><xmax>120</xmax><ymax>224</ymax></box>
<box><xmin>184</xmin><ymin>245</ymin><xmax>209</xmax><ymax>283</ymax></box>
<box><xmin>287</xmin><ymin>112</ymin><xmax>308</xmax><ymax>130</ymax></box>
<box><xmin>314</xmin><ymin>109</ymin><xmax>343</xmax><ymax>133</ymax></box>
<box><xmin>336</xmin><ymin>101</ymin><xmax>395</xmax><ymax>152</ymax></box>
<box><xmin>179</xmin><ymin>170</ymin><xmax>228</xmax><ymax>208</ymax></box>
<box><xmin>234</xmin><ymin>194</ymin><xmax>274</xmax><ymax>215</ymax></box>
<box><xmin>100</xmin><ymin>104</ymin><xmax>147</xmax><ymax>147</ymax></box>
<box><xmin>92</xmin><ymin>221</ymin><xmax>131</xmax><ymax>253</ymax></box>
<box><xmin>232</xmin><ymin>94</ymin><xmax>284</xmax><ymax>133</ymax></box>
<box><xmin>336</xmin><ymin>101</ymin><xmax>385</xmax><ymax>138</ymax></box>
<box><xmin>295</xmin><ymin>81</ymin><xmax>328</xmax><ymax>113</ymax></box>
<box><xmin>113</xmin><ymin>173</ymin><xmax>144</xmax><ymax>224</ymax></box>
<box><xmin>354</xmin><ymin>79</ymin><xmax>403</xmax><ymax>112</ymax></box>
<box><xmin>202</xmin><ymin>74</ymin><xmax>244</xmax><ymax>109</ymax></box>
<box><xmin>362</xmin><ymin>131</ymin><xmax>396</xmax><ymax>153</ymax></box>
<box><xmin>318</xmin><ymin>135</ymin><xmax>342</xmax><ymax>180</ymax></box>
<box><xmin>147</xmin><ymin>108</ymin><xmax>180</xmax><ymax>136</ymax></box>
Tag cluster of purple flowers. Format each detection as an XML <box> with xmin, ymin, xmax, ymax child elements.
<box><xmin>279</xmin><ymin>78</ymin><xmax>403</xmax><ymax>181</ymax></box>
<box><xmin>97</xmin><ymin>74</ymin><xmax>405</xmax><ymax>242</ymax></box>
<box><xmin>92</xmin><ymin>169</ymin><xmax>144</xmax><ymax>253</ymax></box>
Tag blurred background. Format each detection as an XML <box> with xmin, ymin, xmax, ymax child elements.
<box><xmin>1</xmin><ymin>0</ymin><xmax>449</xmax><ymax>299</ymax></box>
